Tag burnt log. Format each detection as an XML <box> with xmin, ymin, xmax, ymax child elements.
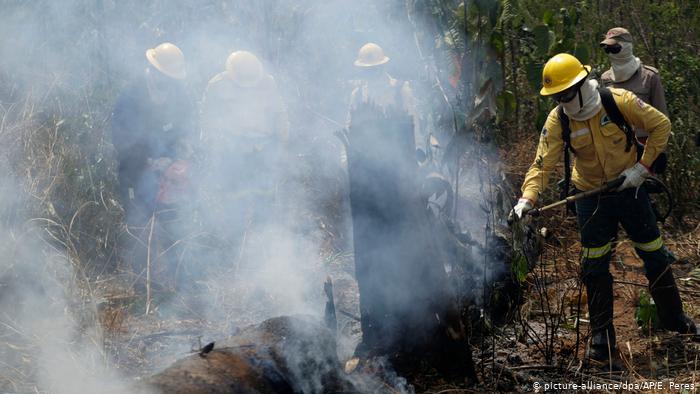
<box><xmin>344</xmin><ymin>102</ymin><xmax>476</xmax><ymax>380</ymax></box>
<box><xmin>143</xmin><ymin>316</ymin><xmax>352</xmax><ymax>394</ymax></box>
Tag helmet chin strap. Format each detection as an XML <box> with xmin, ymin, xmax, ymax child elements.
<box><xmin>578</xmin><ymin>67</ymin><xmax>591</xmax><ymax>108</ymax></box>
<box><xmin>578</xmin><ymin>88</ymin><xmax>583</xmax><ymax>109</ymax></box>
<box><xmin>576</xmin><ymin>68</ymin><xmax>590</xmax><ymax>110</ymax></box>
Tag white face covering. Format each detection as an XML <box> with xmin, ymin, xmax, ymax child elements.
<box><xmin>608</xmin><ymin>41</ymin><xmax>641</xmax><ymax>82</ymax></box>
<box><xmin>562</xmin><ymin>79</ymin><xmax>602</xmax><ymax>121</ymax></box>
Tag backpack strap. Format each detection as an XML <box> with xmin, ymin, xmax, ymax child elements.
<box><xmin>598</xmin><ymin>87</ymin><xmax>636</xmax><ymax>153</ymax></box>
<box><xmin>557</xmin><ymin>105</ymin><xmax>574</xmax><ymax>202</ymax></box>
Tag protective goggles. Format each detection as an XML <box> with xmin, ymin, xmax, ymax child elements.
<box><xmin>551</xmin><ymin>86</ymin><xmax>579</xmax><ymax>103</ymax></box>
<box><xmin>601</xmin><ymin>44</ymin><xmax>622</xmax><ymax>54</ymax></box>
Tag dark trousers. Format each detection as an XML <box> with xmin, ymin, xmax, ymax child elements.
<box><xmin>576</xmin><ymin>186</ymin><xmax>675</xmax><ymax>346</ymax></box>
<box><xmin>576</xmin><ymin>186</ymin><xmax>674</xmax><ymax>280</ymax></box>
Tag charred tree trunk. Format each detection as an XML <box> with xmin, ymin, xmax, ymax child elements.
<box><xmin>345</xmin><ymin>102</ymin><xmax>476</xmax><ymax>380</ymax></box>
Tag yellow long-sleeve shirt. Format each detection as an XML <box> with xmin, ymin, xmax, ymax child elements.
<box><xmin>521</xmin><ymin>88</ymin><xmax>670</xmax><ymax>204</ymax></box>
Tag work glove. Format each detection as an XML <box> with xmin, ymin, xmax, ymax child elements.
<box><xmin>617</xmin><ymin>162</ymin><xmax>650</xmax><ymax>191</ymax></box>
<box><xmin>509</xmin><ymin>198</ymin><xmax>534</xmax><ymax>222</ymax></box>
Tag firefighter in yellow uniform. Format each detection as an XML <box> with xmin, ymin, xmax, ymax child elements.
<box><xmin>511</xmin><ymin>53</ymin><xmax>696</xmax><ymax>363</ymax></box>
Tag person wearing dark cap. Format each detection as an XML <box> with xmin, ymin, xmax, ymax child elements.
<box><xmin>600</xmin><ymin>28</ymin><xmax>671</xmax><ymax>267</ymax></box>
<box><xmin>600</xmin><ymin>27</ymin><xmax>669</xmax><ymax>143</ymax></box>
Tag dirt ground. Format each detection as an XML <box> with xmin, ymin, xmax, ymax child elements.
<box><xmin>479</xmin><ymin>137</ymin><xmax>700</xmax><ymax>393</ymax></box>
<box><xmin>98</xmin><ymin>141</ymin><xmax>700</xmax><ymax>393</ymax></box>
<box><xmin>5</xmin><ymin>135</ymin><xmax>694</xmax><ymax>393</ymax></box>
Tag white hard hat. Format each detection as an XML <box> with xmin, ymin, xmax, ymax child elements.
<box><xmin>146</xmin><ymin>42</ymin><xmax>186</xmax><ymax>80</ymax></box>
<box><xmin>354</xmin><ymin>43</ymin><xmax>390</xmax><ymax>67</ymax></box>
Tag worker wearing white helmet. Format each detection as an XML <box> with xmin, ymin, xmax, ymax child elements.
<box><xmin>199</xmin><ymin>50</ymin><xmax>290</xmax><ymax>245</ymax></box>
<box><xmin>111</xmin><ymin>42</ymin><xmax>195</xmax><ymax>226</ymax></box>
<box><xmin>201</xmin><ymin>50</ymin><xmax>289</xmax><ymax>147</ymax></box>
<box><xmin>110</xmin><ymin>42</ymin><xmax>196</xmax><ymax>291</ymax></box>
<box><xmin>347</xmin><ymin>43</ymin><xmax>420</xmax><ymax>143</ymax></box>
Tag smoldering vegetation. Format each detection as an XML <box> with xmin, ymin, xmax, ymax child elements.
<box><xmin>0</xmin><ymin>1</ymin><xmax>519</xmax><ymax>393</ymax></box>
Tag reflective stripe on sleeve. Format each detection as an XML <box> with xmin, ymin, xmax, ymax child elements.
<box><xmin>571</xmin><ymin>128</ymin><xmax>591</xmax><ymax>138</ymax></box>
<box><xmin>633</xmin><ymin>237</ymin><xmax>663</xmax><ymax>252</ymax></box>
<box><xmin>582</xmin><ymin>243</ymin><xmax>612</xmax><ymax>259</ymax></box>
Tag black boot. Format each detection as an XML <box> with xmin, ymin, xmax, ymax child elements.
<box><xmin>584</xmin><ymin>273</ymin><xmax>616</xmax><ymax>362</ymax></box>
<box><xmin>647</xmin><ymin>267</ymin><xmax>698</xmax><ymax>334</ymax></box>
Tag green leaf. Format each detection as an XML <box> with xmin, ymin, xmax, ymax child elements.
<box><xmin>511</xmin><ymin>253</ymin><xmax>528</xmax><ymax>283</ymax></box>
<box><xmin>542</xmin><ymin>10</ymin><xmax>554</xmax><ymax>26</ymax></box>
<box><xmin>532</xmin><ymin>25</ymin><xmax>551</xmax><ymax>57</ymax></box>
<box><xmin>525</xmin><ymin>59</ymin><xmax>543</xmax><ymax>91</ymax></box>
<box><xmin>497</xmin><ymin>90</ymin><xmax>516</xmax><ymax>112</ymax></box>
<box><xmin>635</xmin><ymin>290</ymin><xmax>659</xmax><ymax>333</ymax></box>
<box><xmin>548</xmin><ymin>30</ymin><xmax>556</xmax><ymax>54</ymax></box>
<box><xmin>551</xmin><ymin>38</ymin><xmax>573</xmax><ymax>55</ymax></box>
<box><xmin>496</xmin><ymin>89</ymin><xmax>515</xmax><ymax>124</ymax></box>
<box><xmin>574</xmin><ymin>45</ymin><xmax>590</xmax><ymax>65</ymax></box>
<box><xmin>489</xmin><ymin>30</ymin><xmax>505</xmax><ymax>56</ymax></box>
<box><xmin>498</xmin><ymin>0</ymin><xmax>516</xmax><ymax>26</ymax></box>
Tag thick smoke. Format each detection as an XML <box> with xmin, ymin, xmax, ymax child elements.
<box><xmin>0</xmin><ymin>0</ymin><xmax>496</xmax><ymax>391</ymax></box>
<box><xmin>0</xmin><ymin>175</ymin><xmax>138</xmax><ymax>393</ymax></box>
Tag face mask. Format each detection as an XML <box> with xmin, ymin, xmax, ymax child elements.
<box><xmin>608</xmin><ymin>41</ymin><xmax>641</xmax><ymax>82</ymax></box>
<box><xmin>608</xmin><ymin>41</ymin><xmax>633</xmax><ymax>61</ymax></box>
<box><xmin>561</xmin><ymin>79</ymin><xmax>602</xmax><ymax>121</ymax></box>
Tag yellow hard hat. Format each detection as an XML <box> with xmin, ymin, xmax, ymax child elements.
<box><xmin>146</xmin><ymin>42</ymin><xmax>186</xmax><ymax>80</ymax></box>
<box><xmin>354</xmin><ymin>43</ymin><xmax>390</xmax><ymax>67</ymax></box>
<box><xmin>540</xmin><ymin>53</ymin><xmax>591</xmax><ymax>96</ymax></box>
<box><xmin>225</xmin><ymin>51</ymin><xmax>264</xmax><ymax>87</ymax></box>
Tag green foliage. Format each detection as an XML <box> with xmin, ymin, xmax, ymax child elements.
<box><xmin>542</xmin><ymin>10</ymin><xmax>554</xmax><ymax>26</ymax></box>
<box><xmin>497</xmin><ymin>89</ymin><xmax>516</xmax><ymax>121</ymax></box>
<box><xmin>511</xmin><ymin>252</ymin><xmax>528</xmax><ymax>283</ymax></box>
<box><xmin>532</xmin><ymin>25</ymin><xmax>551</xmax><ymax>57</ymax></box>
<box><xmin>439</xmin><ymin>0</ymin><xmax>700</xmax><ymax>218</ymax></box>
<box><xmin>523</xmin><ymin>58</ymin><xmax>541</xmax><ymax>91</ymax></box>
<box><xmin>490</xmin><ymin>30</ymin><xmax>505</xmax><ymax>56</ymax></box>
<box><xmin>573</xmin><ymin>45</ymin><xmax>589</xmax><ymax>65</ymax></box>
<box><xmin>635</xmin><ymin>290</ymin><xmax>658</xmax><ymax>333</ymax></box>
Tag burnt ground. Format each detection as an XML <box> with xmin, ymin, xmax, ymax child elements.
<box><xmin>95</xmin><ymin>139</ymin><xmax>700</xmax><ymax>393</ymax></box>
<box><xmin>459</xmin><ymin>221</ymin><xmax>700</xmax><ymax>393</ymax></box>
<box><xmin>3</xmin><ymin>134</ymin><xmax>698</xmax><ymax>393</ymax></box>
<box><xmin>477</xmin><ymin>137</ymin><xmax>700</xmax><ymax>393</ymax></box>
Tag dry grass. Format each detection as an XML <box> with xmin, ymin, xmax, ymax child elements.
<box><xmin>0</xmin><ymin>79</ymin><xmax>128</xmax><ymax>391</ymax></box>
<box><xmin>480</xmin><ymin>123</ymin><xmax>700</xmax><ymax>391</ymax></box>
<box><xmin>0</xmin><ymin>60</ymin><xmax>696</xmax><ymax>392</ymax></box>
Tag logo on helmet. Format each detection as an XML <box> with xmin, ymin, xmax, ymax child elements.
<box><xmin>544</xmin><ymin>77</ymin><xmax>552</xmax><ymax>85</ymax></box>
